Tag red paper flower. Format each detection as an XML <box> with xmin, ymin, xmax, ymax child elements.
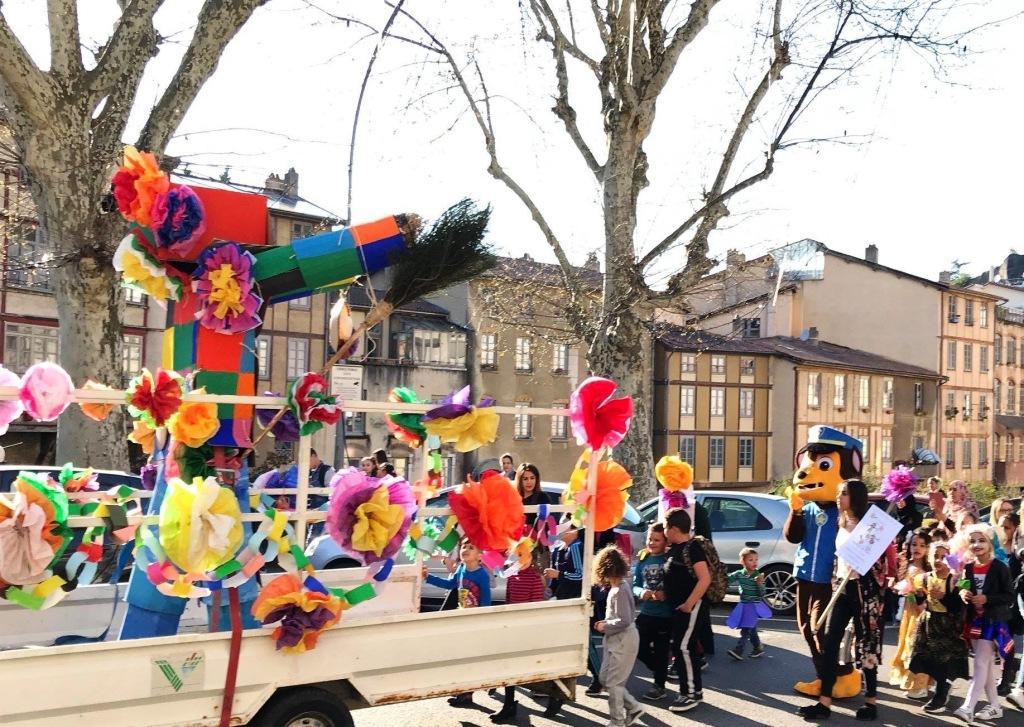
<box><xmin>448</xmin><ymin>472</ymin><xmax>525</xmax><ymax>553</ymax></box>
<box><xmin>569</xmin><ymin>377</ymin><xmax>633</xmax><ymax>451</ymax></box>
<box><xmin>126</xmin><ymin>368</ymin><xmax>183</xmax><ymax>427</ymax></box>
<box><xmin>288</xmin><ymin>373</ymin><xmax>342</xmax><ymax>436</ymax></box>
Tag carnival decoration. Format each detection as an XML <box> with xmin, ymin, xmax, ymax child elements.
<box><xmin>126</xmin><ymin>368</ymin><xmax>183</xmax><ymax>428</ymax></box>
<box><xmin>448</xmin><ymin>471</ymin><xmax>525</xmax><ymax>567</ymax></box>
<box><xmin>288</xmin><ymin>373</ymin><xmax>343</xmax><ymax>437</ymax></box>
<box><xmin>386</xmin><ymin>387</ymin><xmax>427</xmax><ymax>447</ymax></box>
<box><xmin>325</xmin><ymin>468</ymin><xmax>416</xmax><ymax>565</ymax></box>
<box><xmin>0</xmin><ymin>365</ymin><xmax>24</xmax><ymax>434</ymax></box>
<box><xmin>111</xmin><ymin>146</ymin><xmax>169</xmax><ymax>227</ymax></box>
<box><xmin>423</xmin><ymin>386</ymin><xmax>499</xmax><ymax>453</ymax></box>
<box><xmin>569</xmin><ymin>376</ymin><xmax>633</xmax><ymax>451</ymax></box>
<box><xmin>255</xmin><ymin>394</ymin><xmax>301</xmax><ymax>442</ymax></box>
<box><xmin>879</xmin><ymin>465</ymin><xmax>918</xmax><ymax>504</ymax></box>
<box><xmin>251</xmin><ymin>573</ymin><xmax>344</xmax><ymax>653</ymax></box>
<box><xmin>168</xmin><ymin>393</ymin><xmax>220</xmax><ymax>448</ymax></box>
<box><xmin>129</xmin><ymin>418</ymin><xmax>156</xmax><ymax>454</ymax></box>
<box><xmin>655</xmin><ymin>455</ymin><xmax>694</xmax><ymax>522</ymax></box>
<box><xmin>159</xmin><ymin>476</ymin><xmax>243</xmax><ymax>576</ymax></box>
<box><xmin>193</xmin><ymin>243</ymin><xmax>263</xmax><ymax>334</ymax></box>
<box><xmin>79</xmin><ymin>380</ymin><xmax>117</xmax><ymax>422</ymax></box>
<box><xmin>20</xmin><ymin>362</ymin><xmax>74</xmax><ymax>422</ymax></box>
<box><xmin>150</xmin><ymin>185</ymin><xmax>206</xmax><ymax>259</ymax></box>
<box><xmin>0</xmin><ymin>473</ymin><xmax>70</xmax><ymax>587</ymax></box>
<box><xmin>565</xmin><ymin>454</ymin><xmax>632</xmax><ymax>532</ymax></box>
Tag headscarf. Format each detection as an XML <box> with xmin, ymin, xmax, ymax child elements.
<box><xmin>944</xmin><ymin>480</ymin><xmax>979</xmax><ymax>522</ymax></box>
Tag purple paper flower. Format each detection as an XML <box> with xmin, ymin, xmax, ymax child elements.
<box><xmin>264</xmin><ymin>602</ymin><xmax>338</xmax><ymax>650</ymax></box>
<box><xmin>150</xmin><ymin>186</ymin><xmax>206</xmax><ymax>259</ymax></box>
<box><xmin>325</xmin><ymin>468</ymin><xmax>416</xmax><ymax>565</ymax></box>
<box><xmin>422</xmin><ymin>386</ymin><xmax>494</xmax><ymax>422</ymax></box>
<box><xmin>880</xmin><ymin>465</ymin><xmax>917</xmax><ymax>503</ymax></box>
<box><xmin>944</xmin><ymin>552</ymin><xmax>963</xmax><ymax>574</ymax></box>
<box><xmin>193</xmin><ymin>242</ymin><xmax>262</xmax><ymax>334</ymax></box>
<box><xmin>256</xmin><ymin>392</ymin><xmax>300</xmax><ymax>442</ymax></box>
<box><xmin>140</xmin><ymin>463</ymin><xmax>158</xmax><ymax>491</ymax></box>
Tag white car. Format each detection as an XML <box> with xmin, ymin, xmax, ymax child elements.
<box><xmin>635</xmin><ymin>491</ymin><xmax>799</xmax><ymax>615</ymax></box>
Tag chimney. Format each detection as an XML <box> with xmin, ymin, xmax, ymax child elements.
<box><xmin>939</xmin><ymin>271</ymin><xmax>951</xmax><ymax>284</ymax></box>
<box><xmin>583</xmin><ymin>251</ymin><xmax>601</xmax><ymax>272</ymax></box>
<box><xmin>283</xmin><ymin>167</ymin><xmax>299</xmax><ymax>197</ymax></box>
<box><xmin>726</xmin><ymin>249</ymin><xmax>746</xmax><ymax>269</ymax></box>
<box><xmin>865</xmin><ymin>244</ymin><xmax>878</xmax><ymax>264</ymax></box>
<box><xmin>264</xmin><ymin>172</ymin><xmax>285</xmax><ymax>194</ymax></box>
<box><xmin>808</xmin><ymin>326</ymin><xmax>819</xmax><ymax>344</ymax></box>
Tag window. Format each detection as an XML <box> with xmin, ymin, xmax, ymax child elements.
<box><xmin>965</xmin><ymin>300</ymin><xmax>974</xmax><ymax>326</ymax></box>
<box><xmin>913</xmin><ymin>382</ymin><xmax>924</xmax><ymax>413</ymax></box>
<box><xmin>5</xmin><ymin>227</ymin><xmax>52</xmax><ymax>290</ymax></box>
<box><xmin>883</xmin><ymin>378</ymin><xmax>894</xmax><ymax>409</ymax></box>
<box><xmin>881</xmin><ymin>435</ymin><xmax>892</xmax><ymax>462</ymax></box>
<box><xmin>710</xmin><ymin>387</ymin><xmax>725</xmax><ymax>416</ymax></box>
<box><xmin>413</xmin><ymin>330</ymin><xmax>442</xmax><ymax>364</ymax></box>
<box><xmin>514</xmin><ymin>403</ymin><xmax>532</xmax><ymax>439</ymax></box>
<box><xmin>734</xmin><ymin>318</ymin><xmax>761</xmax><ymax>338</ymax></box>
<box><xmin>680</xmin><ymin>353</ymin><xmax>696</xmax><ymax>374</ymax></box>
<box><xmin>289</xmin><ymin>295</ymin><xmax>311</xmax><ymax>310</ymax></box>
<box><xmin>740</xmin><ymin>358</ymin><xmax>756</xmax><ymax>376</ymax></box>
<box><xmin>709</xmin><ymin>436</ymin><xmax>725</xmax><ymax>467</ymax></box>
<box><xmin>3</xmin><ymin>323</ymin><xmax>58</xmax><ymax>373</ymax></box>
<box><xmin>679</xmin><ymin>436</ymin><xmax>695</xmax><ymax>465</ymax></box>
<box><xmin>286</xmin><ymin>337</ymin><xmax>309</xmax><ymax>379</ymax></box>
<box><xmin>1010</xmin><ymin>435</ymin><xmax>1017</xmax><ymax>462</ymax></box>
<box><xmin>291</xmin><ymin>222</ymin><xmax>313</xmax><ymax>241</ymax></box>
<box><xmin>947</xmin><ymin>295</ymin><xmax>958</xmax><ymax>322</ymax></box>
<box><xmin>981</xmin><ymin>345</ymin><xmax>989</xmax><ymax>372</ymax></box>
<box><xmin>515</xmin><ymin>337</ymin><xmax>533</xmax><ymax>372</ymax></box>
<box><xmin>1019</xmin><ymin>384</ymin><xmax>1024</xmax><ymax>414</ymax></box>
<box><xmin>946</xmin><ymin>341</ymin><xmax>956</xmax><ymax>370</ymax></box>
<box><xmin>963</xmin><ymin>343</ymin><xmax>972</xmax><ymax>372</ymax></box>
<box><xmin>702</xmin><ymin>496</ymin><xmax>772</xmax><ymax>532</ymax></box>
<box><xmin>679</xmin><ymin>386</ymin><xmax>696</xmax><ymax>416</ymax></box>
<box><xmin>738</xmin><ymin>437</ymin><xmax>754</xmax><ymax>467</ymax></box>
<box><xmin>256</xmin><ymin>335</ymin><xmax>271</xmax><ymax>378</ymax></box>
<box><xmin>366</xmin><ymin>323</ymin><xmax>383</xmax><ymax>359</ymax></box>
<box><xmin>858</xmin><ymin>376</ymin><xmax>871</xmax><ymax>408</ymax></box>
<box><xmin>480</xmin><ymin>333</ymin><xmax>497</xmax><ymax>367</ymax></box>
<box><xmin>739</xmin><ymin>388</ymin><xmax>754</xmax><ymax>417</ymax></box>
<box><xmin>980</xmin><ymin>394</ymin><xmax>989</xmax><ymax>419</ymax></box>
<box><xmin>963</xmin><ymin>393</ymin><xmax>972</xmax><ymax>418</ymax></box>
<box><xmin>913</xmin><ymin>436</ymin><xmax>924</xmax><ymax>452</ymax></box>
<box><xmin>834</xmin><ymin>374</ymin><xmax>847</xmax><ymax>407</ymax></box>
<box><xmin>344</xmin><ymin>411</ymin><xmax>366</xmax><ymax>436</ymax></box>
<box><xmin>1008</xmin><ymin>382</ymin><xmax>1016</xmax><ymax>413</ymax></box>
<box><xmin>995</xmin><ymin>334</ymin><xmax>1003</xmax><ymax>364</ymax></box>
<box><xmin>126</xmin><ymin>288</ymin><xmax>145</xmax><ymax>304</ymax></box>
<box><xmin>962</xmin><ymin>439</ymin><xmax>972</xmax><ymax>469</ymax></box>
<box><xmin>122</xmin><ymin>334</ymin><xmax>143</xmax><ymax>378</ymax></box>
<box><xmin>860</xmin><ymin>428</ymin><xmax>869</xmax><ymax>459</ymax></box>
<box><xmin>552</xmin><ymin>343</ymin><xmax>570</xmax><ymax>373</ymax></box>
<box><xmin>807</xmin><ymin>372</ymin><xmax>821</xmax><ymax>407</ymax></box>
<box><xmin>946</xmin><ymin>391</ymin><xmax>956</xmax><ymax>413</ymax></box>
<box><xmin>1019</xmin><ymin>437</ymin><xmax>1024</xmax><ymax>461</ymax></box>
<box><xmin>551</xmin><ymin>404</ymin><xmax>568</xmax><ymax>440</ymax></box>
<box><xmin>447</xmin><ymin>333</ymin><xmax>466</xmax><ymax>367</ymax></box>
<box><xmin>995</xmin><ymin>380</ymin><xmax>1003</xmax><ymax>412</ymax></box>
<box><xmin>945</xmin><ymin>439</ymin><xmax>955</xmax><ymax>467</ymax></box>
<box><xmin>996</xmin><ymin>433</ymin><xmax>1003</xmax><ymax>461</ymax></box>
<box><xmin>1009</xmin><ymin>337</ymin><xmax>1018</xmax><ymax>365</ymax></box>
<box><xmin>979</xmin><ymin>439</ymin><xmax>988</xmax><ymax>466</ymax></box>
<box><xmin>711</xmin><ymin>355</ymin><xmax>726</xmax><ymax>374</ymax></box>
<box><xmin>980</xmin><ymin>303</ymin><xmax>989</xmax><ymax>327</ymax></box>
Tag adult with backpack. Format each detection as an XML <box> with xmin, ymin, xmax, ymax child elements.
<box><xmin>662</xmin><ymin>506</ymin><xmax>723</xmax><ymax>714</ymax></box>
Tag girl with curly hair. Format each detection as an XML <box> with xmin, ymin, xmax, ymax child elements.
<box><xmin>593</xmin><ymin>545</ymin><xmax>644</xmax><ymax>727</ymax></box>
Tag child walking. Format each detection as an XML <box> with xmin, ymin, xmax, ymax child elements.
<box><xmin>593</xmin><ymin>545</ymin><xmax>644</xmax><ymax>727</ymax></box>
<box><xmin>890</xmin><ymin>528</ymin><xmax>932</xmax><ymax>698</ymax></box>
<box><xmin>423</xmin><ymin>537</ymin><xmax>492</xmax><ymax>708</ymax></box>
<box><xmin>726</xmin><ymin>547</ymin><xmax>770</xmax><ymax>661</ymax></box>
<box><xmin>633</xmin><ymin>523</ymin><xmax>673</xmax><ymax>701</ymax></box>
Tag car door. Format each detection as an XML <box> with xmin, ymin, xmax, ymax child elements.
<box><xmin>698</xmin><ymin>495</ymin><xmax>776</xmax><ymax>569</ymax></box>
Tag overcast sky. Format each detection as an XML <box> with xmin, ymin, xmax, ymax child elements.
<box><xmin>6</xmin><ymin>0</ymin><xmax>1023</xmax><ymax>283</ymax></box>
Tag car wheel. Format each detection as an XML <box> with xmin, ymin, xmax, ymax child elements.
<box><xmin>324</xmin><ymin>558</ymin><xmax>361</xmax><ymax>569</ymax></box>
<box><xmin>761</xmin><ymin>565</ymin><xmax>797</xmax><ymax>616</ymax></box>
<box><xmin>251</xmin><ymin>688</ymin><xmax>353</xmax><ymax>727</ymax></box>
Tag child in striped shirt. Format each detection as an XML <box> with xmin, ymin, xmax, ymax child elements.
<box><xmin>725</xmin><ymin>547</ymin><xmax>770</xmax><ymax>661</ymax></box>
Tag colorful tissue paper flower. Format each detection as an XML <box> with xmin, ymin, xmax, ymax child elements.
<box><xmin>566</xmin><ymin>459</ymin><xmax>632</xmax><ymax>532</ymax></box>
<box><xmin>111</xmin><ymin>146</ymin><xmax>169</xmax><ymax>227</ymax></box>
<box><xmin>386</xmin><ymin>387</ymin><xmax>427</xmax><ymax>448</ymax></box>
<box><xmin>655</xmin><ymin>455</ymin><xmax>694</xmax><ymax>492</ymax></box>
<box><xmin>58</xmin><ymin>464</ymin><xmax>98</xmax><ymax>494</ymax></box>
<box><xmin>423</xmin><ymin>387</ymin><xmax>499</xmax><ymax>453</ymax></box>
<box><xmin>0</xmin><ymin>365</ymin><xmax>24</xmax><ymax>435</ymax></box>
<box><xmin>569</xmin><ymin>377</ymin><xmax>633</xmax><ymax>452</ymax></box>
<box><xmin>159</xmin><ymin>475</ymin><xmax>243</xmax><ymax>574</ymax></box>
<box><xmin>126</xmin><ymin>368</ymin><xmax>183</xmax><ymax>427</ymax></box>
<box><xmin>150</xmin><ymin>186</ymin><xmax>206</xmax><ymax>259</ymax></box>
<box><xmin>168</xmin><ymin>392</ymin><xmax>219</xmax><ymax>448</ymax></box>
<box><xmin>326</xmin><ymin>468</ymin><xmax>416</xmax><ymax>565</ymax></box>
<box><xmin>19</xmin><ymin>362</ymin><xmax>74</xmax><ymax>422</ymax></box>
<box><xmin>448</xmin><ymin>472</ymin><xmax>525</xmax><ymax>553</ymax></box>
<box><xmin>256</xmin><ymin>393</ymin><xmax>300</xmax><ymax>442</ymax></box>
<box><xmin>79</xmin><ymin>380</ymin><xmax>116</xmax><ymax>421</ymax></box>
<box><xmin>0</xmin><ymin>473</ymin><xmax>71</xmax><ymax>586</ymax></box>
<box><xmin>288</xmin><ymin>373</ymin><xmax>342</xmax><ymax>436</ymax></box>
<box><xmin>129</xmin><ymin>418</ymin><xmax>156</xmax><ymax>454</ymax></box>
<box><xmin>193</xmin><ymin>243</ymin><xmax>262</xmax><ymax>334</ymax></box>
<box><xmin>140</xmin><ymin>463</ymin><xmax>158</xmax><ymax>491</ymax></box>
<box><xmin>880</xmin><ymin>465</ymin><xmax>917</xmax><ymax>503</ymax></box>
<box><xmin>252</xmin><ymin>573</ymin><xmax>343</xmax><ymax>653</ymax></box>
<box><xmin>113</xmin><ymin>232</ymin><xmax>184</xmax><ymax>303</ymax></box>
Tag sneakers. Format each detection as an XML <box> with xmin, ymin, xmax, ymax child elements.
<box><xmin>727</xmin><ymin>648</ymin><xmax>745</xmax><ymax>661</ymax></box>
<box><xmin>641</xmin><ymin>686</ymin><xmax>666</xmax><ymax>701</ymax></box>
<box><xmin>796</xmin><ymin>702</ymin><xmax>831</xmax><ymax>720</ymax></box>
<box><xmin>447</xmin><ymin>694</ymin><xmax>473</xmax><ymax>708</ymax></box>
<box><xmin>750</xmin><ymin>646</ymin><xmax>765</xmax><ymax>658</ymax></box>
<box><xmin>699</xmin><ymin>655</ymin><xmax>709</xmax><ymax>671</ymax></box>
<box><xmin>906</xmin><ymin>688</ymin><xmax>930</xmax><ymax>700</ymax></box>
<box><xmin>668</xmin><ymin>694</ymin><xmax>702</xmax><ymax>713</ymax></box>
<box><xmin>1008</xmin><ymin>689</ymin><xmax>1024</xmax><ymax>711</ymax></box>
<box><xmin>585</xmin><ymin>680</ymin><xmax>604</xmax><ymax>696</ymax></box>
<box><xmin>489</xmin><ymin>702</ymin><xmax>517</xmax><ymax>724</ymax></box>
<box><xmin>954</xmin><ymin>706</ymin><xmax>974</xmax><ymax>724</ymax></box>
<box><xmin>924</xmin><ymin>696</ymin><xmax>949</xmax><ymax>713</ymax></box>
<box><xmin>625</xmin><ymin>705</ymin><xmax>645</xmax><ymax>725</ymax></box>
<box><xmin>974</xmin><ymin>704</ymin><xmax>1003</xmax><ymax>720</ymax></box>
<box><xmin>855</xmin><ymin>703</ymin><xmax>878</xmax><ymax>721</ymax></box>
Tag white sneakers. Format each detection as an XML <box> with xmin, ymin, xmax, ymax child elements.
<box><xmin>1008</xmin><ymin>689</ymin><xmax>1024</xmax><ymax>711</ymax></box>
<box><xmin>974</xmin><ymin>704</ymin><xmax>1003</xmax><ymax>720</ymax></box>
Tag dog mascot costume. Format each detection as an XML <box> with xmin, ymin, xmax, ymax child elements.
<box><xmin>784</xmin><ymin>425</ymin><xmax>864</xmax><ymax>697</ymax></box>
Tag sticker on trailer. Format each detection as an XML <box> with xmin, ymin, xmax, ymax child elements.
<box><xmin>151</xmin><ymin>651</ymin><xmax>205</xmax><ymax>695</ymax></box>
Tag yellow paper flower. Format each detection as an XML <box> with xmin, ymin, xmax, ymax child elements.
<box><xmin>128</xmin><ymin>418</ymin><xmax>155</xmax><ymax>454</ymax></box>
<box><xmin>168</xmin><ymin>392</ymin><xmax>219</xmax><ymax>448</ymax></box>
<box><xmin>351</xmin><ymin>485</ymin><xmax>406</xmax><ymax>557</ymax></box>
<box><xmin>424</xmin><ymin>408</ymin><xmax>499</xmax><ymax>453</ymax></box>
<box><xmin>207</xmin><ymin>264</ymin><xmax>245</xmax><ymax>319</ymax></box>
<box><xmin>159</xmin><ymin>476</ymin><xmax>242</xmax><ymax>574</ymax></box>
<box><xmin>120</xmin><ymin>249</ymin><xmax>171</xmax><ymax>301</ymax></box>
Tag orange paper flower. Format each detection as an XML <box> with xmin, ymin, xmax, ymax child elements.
<box><xmin>168</xmin><ymin>393</ymin><xmax>219</xmax><ymax>448</ymax></box>
<box><xmin>448</xmin><ymin>472</ymin><xmax>525</xmax><ymax>552</ymax></box>
<box><xmin>566</xmin><ymin>459</ymin><xmax>632</xmax><ymax>532</ymax></box>
<box><xmin>111</xmin><ymin>146</ymin><xmax>169</xmax><ymax>227</ymax></box>
<box><xmin>128</xmin><ymin>418</ymin><xmax>156</xmax><ymax>454</ymax></box>
<box><xmin>655</xmin><ymin>456</ymin><xmax>693</xmax><ymax>492</ymax></box>
<box><xmin>79</xmin><ymin>380</ymin><xmax>116</xmax><ymax>422</ymax></box>
<box><xmin>252</xmin><ymin>573</ymin><xmax>344</xmax><ymax>653</ymax></box>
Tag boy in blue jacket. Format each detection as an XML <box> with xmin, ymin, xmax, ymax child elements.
<box><xmin>633</xmin><ymin>523</ymin><xmax>673</xmax><ymax>701</ymax></box>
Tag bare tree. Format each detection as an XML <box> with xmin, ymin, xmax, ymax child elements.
<box><xmin>0</xmin><ymin>0</ymin><xmax>268</xmax><ymax>467</ymax></box>
<box><xmin>314</xmin><ymin>0</ymin><xmax>1000</xmax><ymax>499</ymax></box>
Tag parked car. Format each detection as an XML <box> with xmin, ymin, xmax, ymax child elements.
<box><xmin>306</xmin><ymin>481</ymin><xmax>644</xmax><ymax>603</ymax></box>
<box><xmin>635</xmin><ymin>491</ymin><xmax>799</xmax><ymax>615</ymax></box>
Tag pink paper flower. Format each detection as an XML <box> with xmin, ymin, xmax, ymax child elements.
<box><xmin>0</xmin><ymin>366</ymin><xmax>25</xmax><ymax>435</ymax></box>
<box><xmin>569</xmin><ymin>377</ymin><xmax>633</xmax><ymax>451</ymax></box>
<box><xmin>20</xmin><ymin>362</ymin><xmax>74</xmax><ymax>422</ymax></box>
<box><xmin>880</xmin><ymin>465</ymin><xmax>917</xmax><ymax>503</ymax></box>
<box><xmin>288</xmin><ymin>373</ymin><xmax>342</xmax><ymax>436</ymax></box>
<box><xmin>325</xmin><ymin>468</ymin><xmax>416</xmax><ymax>565</ymax></box>
<box><xmin>193</xmin><ymin>243</ymin><xmax>262</xmax><ymax>334</ymax></box>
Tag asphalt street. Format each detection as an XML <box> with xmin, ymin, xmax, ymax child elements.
<box><xmin>351</xmin><ymin>604</ymin><xmax>1022</xmax><ymax>727</ymax></box>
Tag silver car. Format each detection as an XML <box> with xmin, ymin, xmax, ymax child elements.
<box><xmin>634</xmin><ymin>491</ymin><xmax>799</xmax><ymax>615</ymax></box>
<box><xmin>306</xmin><ymin>482</ymin><xmax>643</xmax><ymax>603</ymax></box>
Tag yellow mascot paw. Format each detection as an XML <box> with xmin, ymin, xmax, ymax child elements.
<box><xmin>833</xmin><ymin>670</ymin><xmax>862</xmax><ymax>699</ymax></box>
<box><xmin>794</xmin><ymin>679</ymin><xmax>821</xmax><ymax>696</ymax></box>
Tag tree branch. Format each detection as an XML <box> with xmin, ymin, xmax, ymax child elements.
<box><xmin>530</xmin><ymin>0</ymin><xmax>601</xmax><ymax>74</ymax></box>
<box><xmin>87</xmin><ymin>0</ymin><xmax>162</xmax><ymax>102</ymax></box>
<box><xmin>643</xmin><ymin>0</ymin><xmax>722</xmax><ymax>101</ymax></box>
<box><xmin>0</xmin><ymin>11</ymin><xmax>55</xmax><ymax>121</ymax></box>
<box><xmin>550</xmin><ymin>33</ymin><xmax>604</xmax><ymax>177</ymax></box>
<box><xmin>137</xmin><ymin>0</ymin><xmax>267</xmax><ymax>153</ymax></box>
<box><xmin>47</xmin><ymin>0</ymin><xmax>84</xmax><ymax>81</ymax></box>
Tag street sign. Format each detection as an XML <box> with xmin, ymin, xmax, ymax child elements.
<box><xmin>330</xmin><ymin>365</ymin><xmax>363</xmax><ymax>401</ymax></box>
